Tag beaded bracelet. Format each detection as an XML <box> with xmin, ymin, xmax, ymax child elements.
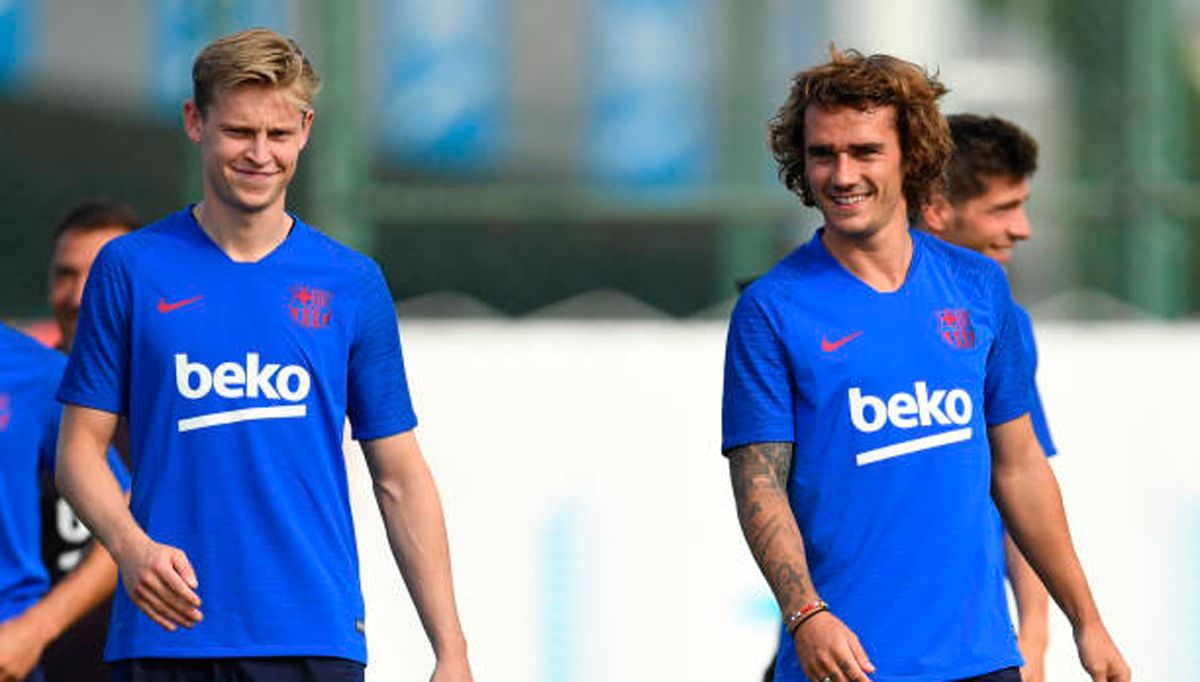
<box><xmin>784</xmin><ymin>600</ymin><xmax>829</xmax><ymax>635</ymax></box>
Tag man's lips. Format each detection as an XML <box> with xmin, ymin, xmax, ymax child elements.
<box><xmin>231</xmin><ymin>168</ymin><xmax>279</xmax><ymax>181</ymax></box>
<box><xmin>828</xmin><ymin>192</ymin><xmax>870</xmax><ymax>211</ymax></box>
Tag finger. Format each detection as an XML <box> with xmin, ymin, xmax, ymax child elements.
<box><xmin>839</xmin><ymin>659</ymin><xmax>870</xmax><ymax>681</ymax></box>
<box><xmin>802</xmin><ymin>662</ymin><xmax>830</xmax><ymax>682</ymax></box>
<box><xmin>848</xmin><ymin>632</ymin><xmax>875</xmax><ymax>672</ymax></box>
<box><xmin>136</xmin><ymin>578</ymin><xmax>199</xmax><ymax>628</ymax></box>
<box><xmin>131</xmin><ymin>588</ymin><xmax>179</xmax><ymax>631</ymax></box>
<box><xmin>136</xmin><ymin>580</ymin><xmax>194</xmax><ymax>627</ymax></box>
<box><xmin>813</xmin><ymin>656</ymin><xmax>843</xmax><ymax>682</ymax></box>
<box><xmin>159</xmin><ymin>553</ymin><xmax>202</xmax><ymax>609</ymax></box>
<box><xmin>172</xmin><ymin>549</ymin><xmax>200</xmax><ymax>591</ymax></box>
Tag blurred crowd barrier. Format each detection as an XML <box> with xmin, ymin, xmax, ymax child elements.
<box><xmin>345</xmin><ymin>320</ymin><xmax>1198</xmax><ymax>681</ymax></box>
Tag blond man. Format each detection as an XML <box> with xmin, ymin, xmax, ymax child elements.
<box><xmin>56</xmin><ymin>29</ymin><xmax>471</xmax><ymax>682</ymax></box>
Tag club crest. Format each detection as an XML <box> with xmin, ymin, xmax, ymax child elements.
<box><xmin>936</xmin><ymin>309</ymin><xmax>976</xmax><ymax>350</ymax></box>
<box><xmin>288</xmin><ymin>286</ymin><xmax>333</xmax><ymax>330</ymax></box>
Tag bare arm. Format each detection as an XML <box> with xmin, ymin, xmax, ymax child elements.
<box><xmin>0</xmin><ymin>541</ymin><xmax>117</xmax><ymax>680</ymax></box>
<box><xmin>1004</xmin><ymin>530</ymin><xmax>1048</xmax><ymax>682</ymax></box>
<box><xmin>56</xmin><ymin>404</ymin><xmax>201</xmax><ymax>632</ymax></box>
<box><xmin>360</xmin><ymin>431</ymin><xmax>471</xmax><ymax>682</ymax></box>
<box><xmin>727</xmin><ymin>442</ymin><xmax>873</xmax><ymax>681</ymax></box>
<box><xmin>989</xmin><ymin>416</ymin><xmax>1129</xmax><ymax>681</ymax></box>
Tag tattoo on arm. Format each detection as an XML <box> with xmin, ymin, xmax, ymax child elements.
<box><xmin>728</xmin><ymin>442</ymin><xmax>815</xmax><ymax>613</ymax></box>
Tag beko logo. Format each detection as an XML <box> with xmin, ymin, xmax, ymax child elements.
<box><xmin>173</xmin><ymin>353</ymin><xmax>310</xmax><ymax>432</ymax></box>
<box><xmin>848</xmin><ymin>382</ymin><xmax>973</xmax><ymax>467</ymax></box>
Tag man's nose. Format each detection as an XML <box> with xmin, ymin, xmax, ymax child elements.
<box><xmin>1009</xmin><ymin>209</ymin><xmax>1032</xmax><ymax>241</ymax></box>
<box><xmin>832</xmin><ymin>154</ymin><xmax>859</xmax><ymax>186</ymax></box>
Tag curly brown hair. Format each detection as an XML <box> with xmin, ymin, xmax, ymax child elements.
<box><xmin>768</xmin><ymin>47</ymin><xmax>952</xmax><ymax>212</ymax></box>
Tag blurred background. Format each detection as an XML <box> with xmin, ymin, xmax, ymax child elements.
<box><xmin>2</xmin><ymin>0</ymin><xmax>1198</xmax><ymax>680</ymax></box>
<box><xmin>1</xmin><ymin>0</ymin><xmax>1197</xmax><ymax>319</ymax></box>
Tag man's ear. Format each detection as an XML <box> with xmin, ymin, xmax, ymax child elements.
<box><xmin>922</xmin><ymin>193</ymin><xmax>953</xmax><ymax>234</ymax></box>
<box><xmin>183</xmin><ymin>100</ymin><xmax>203</xmax><ymax>143</ymax></box>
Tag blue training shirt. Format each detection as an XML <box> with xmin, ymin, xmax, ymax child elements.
<box><xmin>0</xmin><ymin>324</ymin><xmax>129</xmax><ymax>625</ymax></box>
<box><xmin>723</xmin><ymin>229</ymin><xmax>1031</xmax><ymax>681</ymax></box>
<box><xmin>58</xmin><ymin>207</ymin><xmax>417</xmax><ymax>663</ymax></box>
<box><xmin>1013</xmin><ymin>304</ymin><xmax>1056</xmax><ymax>457</ymax></box>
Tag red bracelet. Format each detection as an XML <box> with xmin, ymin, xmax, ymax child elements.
<box><xmin>784</xmin><ymin>600</ymin><xmax>829</xmax><ymax>635</ymax></box>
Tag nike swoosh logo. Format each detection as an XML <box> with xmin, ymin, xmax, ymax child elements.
<box><xmin>157</xmin><ymin>295</ymin><xmax>205</xmax><ymax>314</ymax></box>
<box><xmin>820</xmin><ymin>330</ymin><xmax>863</xmax><ymax>353</ymax></box>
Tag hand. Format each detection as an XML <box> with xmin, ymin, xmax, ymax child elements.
<box><xmin>1074</xmin><ymin>623</ymin><xmax>1130</xmax><ymax>681</ymax></box>
<box><xmin>791</xmin><ymin>611</ymin><xmax>875</xmax><ymax>681</ymax></box>
<box><xmin>430</xmin><ymin>654</ymin><xmax>472</xmax><ymax>682</ymax></box>
<box><xmin>0</xmin><ymin>612</ymin><xmax>50</xmax><ymax>682</ymax></box>
<box><xmin>115</xmin><ymin>537</ymin><xmax>203</xmax><ymax>631</ymax></box>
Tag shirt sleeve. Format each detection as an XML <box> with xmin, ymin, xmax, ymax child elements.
<box><xmin>42</xmin><ymin>383</ymin><xmax>131</xmax><ymax>491</ymax></box>
<box><xmin>982</xmin><ymin>270</ymin><xmax>1033</xmax><ymax>427</ymax></box>
<box><xmin>346</xmin><ymin>262</ymin><xmax>418</xmax><ymax>441</ymax></box>
<box><xmin>1011</xmin><ymin>306</ymin><xmax>1058</xmax><ymax>456</ymax></box>
<box><xmin>57</xmin><ymin>246</ymin><xmax>131</xmax><ymax>416</ymax></box>
<box><xmin>38</xmin><ymin>378</ymin><xmax>62</xmax><ymax>474</ymax></box>
<box><xmin>721</xmin><ymin>290</ymin><xmax>796</xmax><ymax>453</ymax></box>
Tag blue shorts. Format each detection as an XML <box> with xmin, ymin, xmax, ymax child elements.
<box><xmin>955</xmin><ymin>667</ymin><xmax>1022</xmax><ymax>682</ymax></box>
<box><xmin>109</xmin><ymin>657</ymin><xmax>364</xmax><ymax>682</ymax></box>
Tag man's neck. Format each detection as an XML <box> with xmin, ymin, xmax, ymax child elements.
<box><xmin>193</xmin><ymin>200</ymin><xmax>292</xmax><ymax>263</ymax></box>
<box><xmin>821</xmin><ymin>222</ymin><xmax>914</xmax><ymax>293</ymax></box>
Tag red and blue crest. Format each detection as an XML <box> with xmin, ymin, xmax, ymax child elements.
<box><xmin>0</xmin><ymin>393</ymin><xmax>10</xmax><ymax>431</ymax></box>
<box><xmin>288</xmin><ymin>286</ymin><xmax>333</xmax><ymax>329</ymax></box>
<box><xmin>936</xmin><ymin>309</ymin><xmax>976</xmax><ymax>350</ymax></box>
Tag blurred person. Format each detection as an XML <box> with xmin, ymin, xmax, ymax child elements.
<box><xmin>0</xmin><ymin>321</ymin><xmax>129</xmax><ymax>682</ymax></box>
<box><xmin>48</xmin><ymin>202</ymin><xmax>138</xmax><ymax>354</ymax></box>
<box><xmin>55</xmin><ymin>28</ymin><xmax>472</xmax><ymax>682</ymax></box>
<box><xmin>722</xmin><ymin>47</ymin><xmax>1129</xmax><ymax>681</ymax></box>
<box><xmin>920</xmin><ymin>114</ymin><xmax>1055</xmax><ymax>682</ymax></box>
<box><xmin>39</xmin><ymin>201</ymin><xmax>136</xmax><ymax>682</ymax></box>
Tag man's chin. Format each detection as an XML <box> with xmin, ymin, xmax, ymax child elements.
<box><xmin>988</xmin><ymin>249</ymin><xmax>1013</xmax><ymax>266</ymax></box>
<box><xmin>55</xmin><ymin>320</ymin><xmax>75</xmax><ymax>350</ymax></box>
<box><xmin>228</xmin><ymin>191</ymin><xmax>284</xmax><ymax>214</ymax></box>
<box><xmin>824</xmin><ymin>220</ymin><xmax>879</xmax><ymax>241</ymax></box>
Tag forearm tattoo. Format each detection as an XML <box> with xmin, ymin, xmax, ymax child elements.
<box><xmin>728</xmin><ymin>442</ymin><xmax>815</xmax><ymax>612</ymax></box>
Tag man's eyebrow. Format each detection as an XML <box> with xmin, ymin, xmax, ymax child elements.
<box><xmin>849</xmin><ymin>143</ymin><xmax>884</xmax><ymax>153</ymax></box>
<box><xmin>991</xmin><ymin>198</ymin><xmax>1024</xmax><ymax>210</ymax></box>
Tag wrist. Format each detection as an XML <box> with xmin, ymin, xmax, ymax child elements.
<box><xmin>15</xmin><ymin>601</ymin><xmax>65</xmax><ymax>643</ymax></box>
<box><xmin>1018</xmin><ymin>628</ymin><xmax>1049</xmax><ymax>654</ymax></box>
<box><xmin>108</xmin><ymin>525</ymin><xmax>150</xmax><ymax>565</ymax></box>
<box><xmin>433</xmin><ymin>633</ymin><xmax>469</xmax><ymax>661</ymax></box>
<box><xmin>784</xmin><ymin>599</ymin><xmax>829</xmax><ymax>636</ymax></box>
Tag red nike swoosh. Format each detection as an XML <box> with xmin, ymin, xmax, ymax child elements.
<box><xmin>821</xmin><ymin>330</ymin><xmax>863</xmax><ymax>353</ymax></box>
<box><xmin>157</xmin><ymin>295</ymin><xmax>205</xmax><ymax>314</ymax></box>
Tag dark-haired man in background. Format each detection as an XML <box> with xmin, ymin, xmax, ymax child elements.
<box><xmin>40</xmin><ymin>201</ymin><xmax>136</xmax><ymax>682</ymax></box>
<box><xmin>921</xmin><ymin>114</ymin><xmax>1056</xmax><ymax>682</ymax></box>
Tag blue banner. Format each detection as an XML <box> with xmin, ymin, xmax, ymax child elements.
<box><xmin>588</xmin><ymin>0</ymin><xmax>713</xmax><ymax>188</ymax></box>
<box><xmin>149</xmin><ymin>0</ymin><xmax>293</xmax><ymax>116</ymax></box>
<box><xmin>0</xmin><ymin>0</ymin><xmax>35</xmax><ymax>88</ymax></box>
<box><xmin>375</xmin><ymin>0</ymin><xmax>507</xmax><ymax>169</ymax></box>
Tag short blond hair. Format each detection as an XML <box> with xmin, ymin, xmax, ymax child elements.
<box><xmin>192</xmin><ymin>28</ymin><xmax>321</xmax><ymax>114</ymax></box>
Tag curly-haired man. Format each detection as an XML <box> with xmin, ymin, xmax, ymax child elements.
<box><xmin>722</xmin><ymin>48</ymin><xmax>1128</xmax><ymax>682</ymax></box>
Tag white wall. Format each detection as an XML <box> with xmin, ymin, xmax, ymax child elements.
<box><xmin>346</xmin><ymin>321</ymin><xmax>1198</xmax><ymax>681</ymax></box>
